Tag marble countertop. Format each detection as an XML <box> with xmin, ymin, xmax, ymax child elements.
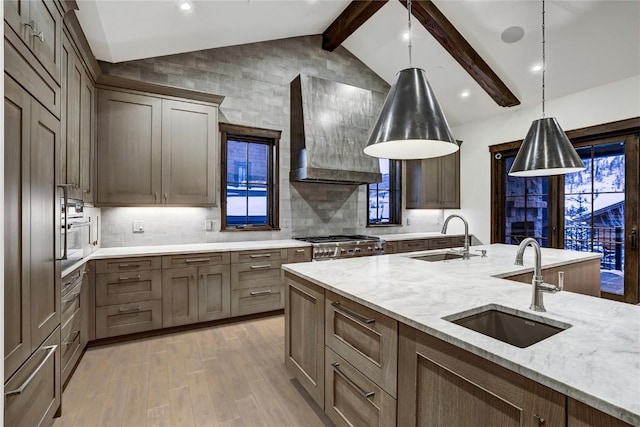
<box><xmin>62</xmin><ymin>239</ymin><xmax>311</xmax><ymax>277</ymax></box>
<box><xmin>282</xmin><ymin>244</ymin><xmax>639</xmax><ymax>424</ymax></box>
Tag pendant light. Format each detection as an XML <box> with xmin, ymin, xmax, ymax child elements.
<box><xmin>509</xmin><ymin>0</ymin><xmax>584</xmax><ymax>177</ymax></box>
<box><xmin>364</xmin><ymin>0</ymin><xmax>459</xmax><ymax>160</ymax></box>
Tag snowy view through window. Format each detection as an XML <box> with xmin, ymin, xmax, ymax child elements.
<box><xmin>505</xmin><ymin>142</ymin><xmax>625</xmax><ymax>294</ymax></box>
<box><xmin>226</xmin><ymin>140</ymin><xmax>268</xmax><ymax>226</ymax></box>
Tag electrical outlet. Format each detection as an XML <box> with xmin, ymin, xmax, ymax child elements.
<box><xmin>205</xmin><ymin>220</ymin><xmax>214</xmax><ymax>231</ymax></box>
<box><xmin>132</xmin><ymin>222</ymin><xmax>144</xmax><ymax>233</ymax></box>
<box><xmin>406</xmin><ymin>218</ymin><xmax>411</xmax><ymax>226</ymax></box>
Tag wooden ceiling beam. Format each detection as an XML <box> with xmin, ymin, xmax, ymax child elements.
<box><xmin>322</xmin><ymin>1</ymin><xmax>388</xmax><ymax>52</ymax></box>
<box><xmin>401</xmin><ymin>0</ymin><xmax>520</xmax><ymax>107</ymax></box>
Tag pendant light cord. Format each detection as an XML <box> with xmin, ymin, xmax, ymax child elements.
<box><xmin>541</xmin><ymin>0</ymin><xmax>546</xmax><ymax>118</ymax></box>
<box><xmin>407</xmin><ymin>0</ymin><xmax>413</xmax><ymax>66</ymax></box>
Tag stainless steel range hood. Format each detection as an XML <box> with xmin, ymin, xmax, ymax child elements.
<box><xmin>290</xmin><ymin>74</ymin><xmax>382</xmax><ymax>185</ymax></box>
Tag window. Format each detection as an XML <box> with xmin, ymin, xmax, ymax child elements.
<box><xmin>368</xmin><ymin>158</ymin><xmax>401</xmax><ymax>225</ymax></box>
<box><xmin>220</xmin><ymin>123</ymin><xmax>280</xmax><ymax>230</ymax></box>
<box><xmin>490</xmin><ymin>119</ymin><xmax>639</xmax><ymax>303</ymax></box>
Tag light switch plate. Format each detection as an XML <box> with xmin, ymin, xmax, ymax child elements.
<box><xmin>132</xmin><ymin>222</ymin><xmax>144</xmax><ymax>233</ymax></box>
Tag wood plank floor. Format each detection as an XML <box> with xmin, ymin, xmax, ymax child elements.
<box><xmin>53</xmin><ymin>314</ymin><xmax>332</xmax><ymax>427</ymax></box>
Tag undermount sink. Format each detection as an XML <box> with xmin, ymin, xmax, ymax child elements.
<box><xmin>411</xmin><ymin>252</ymin><xmax>478</xmax><ymax>262</ymax></box>
<box><xmin>444</xmin><ymin>305</ymin><xmax>571</xmax><ymax>348</ymax></box>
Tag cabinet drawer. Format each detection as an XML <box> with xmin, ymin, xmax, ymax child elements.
<box><xmin>61</xmin><ymin>263</ymin><xmax>85</xmax><ymax>297</ymax></box>
<box><xmin>231</xmin><ymin>285</ymin><xmax>284</xmax><ymax>317</ymax></box>
<box><xmin>382</xmin><ymin>242</ymin><xmax>396</xmax><ymax>255</ymax></box>
<box><xmin>231</xmin><ymin>260</ymin><xmax>285</xmax><ymax>290</ymax></box>
<box><xmin>428</xmin><ymin>236</ymin><xmax>465</xmax><ymax>250</ymax></box>
<box><xmin>162</xmin><ymin>252</ymin><xmax>230</xmax><ymax>269</ymax></box>
<box><xmin>325</xmin><ymin>291</ymin><xmax>398</xmax><ymax>397</ymax></box>
<box><xmin>95</xmin><ymin>256</ymin><xmax>161</xmax><ymax>274</ymax></box>
<box><xmin>4</xmin><ymin>327</ymin><xmax>61</xmax><ymax>427</ymax></box>
<box><xmin>397</xmin><ymin>239</ymin><xmax>428</xmax><ymax>253</ymax></box>
<box><xmin>96</xmin><ymin>270</ymin><xmax>162</xmax><ymax>306</ymax></box>
<box><xmin>61</xmin><ymin>281</ymin><xmax>82</xmax><ymax>329</ymax></box>
<box><xmin>325</xmin><ymin>347</ymin><xmax>396</xmax><ymax>427</ymax></box>
<box><xmin>231</xmin><ymin>248</ymin><xmax>288</xmax><ymax>264</ymax></box>
<box><xmin>61</xmin><ymin>314</ymin><xmax>82</xmax><ymax>385</ymax></box>
<box><xmin>287</xmin><ymin>247</ymin><xmax>312</xmax><ymax>263</ymax></box>
<box><xmin>95</xmin><ymin>300</ymin><xmax>162</xmax><ymax>339</ymax></box>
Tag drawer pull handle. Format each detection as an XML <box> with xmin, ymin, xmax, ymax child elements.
<box><xmin>119</xmin><ymin>275</ymin><xmax>141</xmax><ymax>281</ymax></box>
<box><xmin>118</xmin><ymin>263</ymin><xmax>140</xmax><ymax>268</ymax></box>
<box><xmin>250</xmin><ymin>254</ymin><xmax>272</xmax><ymax>258</ymax></box>
<box><xmin>250</xmin><ymin>264</ymin><xmax>271</xmax><ymax>270</ymax></box>
<box><xmin>250</xmin><ymin>289</ymin><xmax>272</xmax><ymax>296</ymax></box>
<box><xmin>185</xmin><ymin>258</ymin><xmax>210</xmax><ymax>263</ymax></box>
<box><xmin>331</xmin><ymin>362</ymin><xmax>375</xmax><ymax>399</ymax></box>
<box><xmin>295</xmin><ymin>249</ymin><xmax>306</xmax><ymax>253</ymax></box>
<box><xmin>63</xmin><ymin>331</ymin><xmax>80</xmax><ymax>347</ymax></box>
<box><xmin>62</xmin><ymin>292</ymin><xmax>80</xmax><ymax>304</ymax></box>
<box><xmin>331</xmin><ymin>301</ymin><xmax>375</xmax><ymax>325</ymax></box>
<box><xmin>5</xmin><ymin>345</ymin><xmax>57</xmax><ymax>398</ymax></box>
<box><xmin>118</xmin><ymin>305</ymin><xmax>141</xmax><ymax>313</ymax></box>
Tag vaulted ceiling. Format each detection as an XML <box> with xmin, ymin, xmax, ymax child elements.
<box><xmin>76</xmin><ymin>0</ymin><xmax>640</xmax><ymax>126</ymax></box>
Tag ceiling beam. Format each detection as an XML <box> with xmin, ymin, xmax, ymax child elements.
<box><xmin>401</xmin><ymin>0</ymin><xmax>520</xmax><ymax>107</ymax></box>
<box><xmin>322</xmin><ymin>1</ymin><xmax>389</xmax><ymax>52</ymax></box>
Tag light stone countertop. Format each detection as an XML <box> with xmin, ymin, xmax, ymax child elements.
<box><xmin>281</xmin><ymin>243</ymin><xmax>639</xmax><ymax>425</ymax></box>
<box><xmin>62</xmin><ymin>239</ymin><xmax>311</xmax><ymax>277</ymax></box>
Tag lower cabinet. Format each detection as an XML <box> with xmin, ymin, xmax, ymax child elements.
<box><xmin>60</xmin><ymin>263</ymin><xmax>89</xmax><ymax>386</ymax></box>
<box><xmin>568</xmin><ymin>398</ymin><xmax>632</xmax><ymax>427</ymax></box>
<box><xmin>4</xmin><ymin>327</ymin><xmax>61</xmax><ymax>427</ymax></box>
<box><xmin>388</xmin><ymin>235</ymin><xmax>471</xmax><ymax>254</ymax></box>
<box><xmin>325</xmin><ymin>348</ymin><xmax>396</xmax><ymax>427</ymax></box>
<box><xmin>284</xmin><ymin>272</ymin><xmax>325</xmax><ymax>408</ymax></box>
<box><xmin>503</xmin><ymin>259</ymin><xmax>601</xmax><ymax>297</ymax></box>
<box><xmin>96</xmin><ymin>300</ymin><xmax>163</xmax><ymax>338</ymax></box>
<box><xmin>398</xmin><ymin>323</ymin><xmax>566</xmax><ymax>426</ymax></box>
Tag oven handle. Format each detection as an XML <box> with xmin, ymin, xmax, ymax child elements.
<box><xmin>57</xmin><ymin>184</ymin><xmax>73</xmax><ymax>261</ymax></box>
<box><xmin>67</xmin><ymin>221</ymin><xmax>91</xmax><ymax>229</ymax></box>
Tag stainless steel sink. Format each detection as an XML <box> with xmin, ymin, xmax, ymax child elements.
<box><xmin>411</xmin><ymin>252</ymin><xmax>478</xmax><ymax>262</ymax></box>
<box><xmin>444</xmin><ymin>306</ymin><xmax>571</xmax><ymax>348</ymax></box>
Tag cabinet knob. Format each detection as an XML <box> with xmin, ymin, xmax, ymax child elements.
<box><xmin>533</xmin><ymin>414</ymin><xmax>546</xmax><ymax>426</ymax></box>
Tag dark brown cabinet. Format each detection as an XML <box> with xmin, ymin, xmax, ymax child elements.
<box><xmin>398</xmin><ymin>323</ymin><xmax>565</xmax><ymax>427</ymax></box>
<box><xmin>406</xmin><ymin>142</ymin><xmax>461</xmax><ymax>209</ymax></box>
<box><xmin>97</xmin><ymin>89</ymin><xmax>218</xmax><ymax>206</ymax></box>
<box><xmin>4</xmin><ymin>0</ymin><xmax>62</xmax><ymax>85</ymax></box>
<box><xmin>4</xmin><ymin>74</ymin><xmax>61</xmax><ymax>427</ymax></box>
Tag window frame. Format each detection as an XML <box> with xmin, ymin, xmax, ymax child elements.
<box><xmin>367</xmin><ymin>158</ymin><xmax>402</xmax><ymax>226</ymax></box>
<box><xmin>220</xmin><ymin>123</ymin><xmax>281</xmax><ymax>231</ymax></box>
<box><xmin>490</xmin><ymin>117</ymin><xmax>639</xmax><ymax>304</ymax></box>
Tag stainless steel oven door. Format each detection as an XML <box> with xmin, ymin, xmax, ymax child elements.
<box><xmin>60</xmin><ymin>196</ymin><xmax>89</xmax><ymax>270</ymax></box>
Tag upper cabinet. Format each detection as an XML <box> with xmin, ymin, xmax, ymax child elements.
<box><xmin>406</xmin><ymin>141</ymin><xmax>462</xmax><ymax>209</ymax></box>
<box><xmin>4</xmin><ymin>0</ymin><xmax>62</xmax><ymax>85</ymax></box>
<box><xmin>97</xmin><ymin>88</ymin><xmax>218</xmax><ymax>206</ymax></box>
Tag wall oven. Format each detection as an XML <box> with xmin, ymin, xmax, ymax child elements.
<box><xmin>59</xmin><ymin>185</ymin><xmax>92</xmax><ymax>270</ymax></box>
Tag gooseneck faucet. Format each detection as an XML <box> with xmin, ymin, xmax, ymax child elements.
<box><xmin>442</xmin><ymin>214</ymin><xmax>470</xmax><ymax>260</ymax></box>
<box><xmin>514</xmin><ymin>238</ymin><xmax>563</xmax><ymax>312</ymax></box>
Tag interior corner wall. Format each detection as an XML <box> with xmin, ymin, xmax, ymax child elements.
<box><xmin>446</xmin><ymin>75</ymin><xmax>640</xmax><ymax>245</ymax></box>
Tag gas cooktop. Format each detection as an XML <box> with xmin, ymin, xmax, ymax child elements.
<box><xmin>294</xmin><ymin>235</ymin><xmax>385</xmax><ymax>260</ymax></box>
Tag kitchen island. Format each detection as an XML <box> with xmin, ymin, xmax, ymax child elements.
<box><xmin>282</xmin><ymin>244</ymin><xmax>639</xmax><ymax>426</ymax></box>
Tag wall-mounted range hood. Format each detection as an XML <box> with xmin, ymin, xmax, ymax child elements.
<box><xmin>290</xmin><ymin>74</ymin><xmax>382</xmax><ymax>185</ymax></box>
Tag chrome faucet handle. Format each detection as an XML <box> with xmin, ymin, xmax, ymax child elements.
<box><xmin>539</xmin><ymin>282</ymin><xmax>562</xmax><ymax>293</ymax></box>
<box><xmin>475</xmin><ymin>249</ymin><xmax>487</xmax><ymax>258</ymax></box>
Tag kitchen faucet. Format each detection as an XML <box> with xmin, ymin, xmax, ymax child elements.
<box><xmin>441</xmin><ymin>214</ymin><xmax>470</xmax><ymax>260</ymax></box>
<box><xmin>514</xmin><ymin>238</ymin><xmax>563</xmax><ymax>312</ymax></box>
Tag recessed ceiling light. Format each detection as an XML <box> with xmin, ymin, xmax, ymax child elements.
<box><xmin>179</xmin><ymin>2</ymin><xmax>191</xmax><ymax>11</ymax></box>
<box><xmin>402</xmin><ymin>32</ymin><xmax>410</xmax><ymax>41</ymax></box>
<box><xmin>531</xmin><ymin>64</ymin><xmax>542</xmax><ymax>72</ymax></box>
<box><xmin>461</xmin><ymin>90</ymin><xmax>470</xmax><ymax>98</ymax></box>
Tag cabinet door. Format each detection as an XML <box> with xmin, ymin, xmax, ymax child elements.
<box><xmin>4</xmin><ymin>76</ymin><xmax>32</xmax><ymax>381</ymax></box>
<box><xmin>568</xmin><ymin>398</ymin><xmax>632</xmax><ymax>427</ymax></box>
<box><xmin>97</xmin><ymin>89</ymin><xmax>162</xmax><ymax>205</ymax></box>
<box><xmin>439</xmin><ymin>149</ymin><xmax>460</xmax><ymax>209</ymax></box>
<box><xmin>4</xmin><ymin>0</ymin><xmax>30</xmax><ymax>45</ymax></box>
<box><xmin>62</xmin><ymin>35</ymin><xmax>82</xmax><ymax>200</ymax></box>
<box><xmin>30</xmin><ymin>100</ymin><xmax>60</xmax><ymax>351</ymax></box>
<box><xmin>29</xmin><ymin>0</ymin><xmax>62</xmax><ymax>84</ymax></box>
<box><xmin>162</xmin><ymin>267</ymin><xmax>199</xmax><ymax>327</ymax></box>
<box><xmin>161</xmin><ymin>99</ymin><xmax>218</xmax><ymax>205</ymax></box>
<box><xmin>198</xmin><ymin>265</ymin><xmax>231</xmax><ymax>322</ymax></box>
<box><xmin>284</xmin><ymin>273</ymin><xmax>325</xmax><ymax>408</ymax></box>
<box><xmin>80</xmin><ymin>68</ymin><xmax>95</xmax><ymax>203</ymax></box>
<box><xmin>398</xmin><ymin>324</ymin><xmax>565</xmax><ymax>427</ymax></box>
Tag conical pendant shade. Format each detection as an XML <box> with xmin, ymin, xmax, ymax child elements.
<box><xmin>364</xmin><ymin>68</ymin><xmax>459</xmax><ymax>160</ymax></box>
<box><xmin>509</xmin><ymin>117</ymin><xmax>585</xmax><ymax>177</ymax></box>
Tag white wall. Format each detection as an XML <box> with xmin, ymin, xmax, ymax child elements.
<box><xmin>445</xmin><ymin>75</ymin><xmax>640</xmax><ymax>244</ymax></box>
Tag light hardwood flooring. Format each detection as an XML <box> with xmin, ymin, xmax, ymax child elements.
<box><xmin>53</xmin><ymin>314</ymin><xmax>331</xmax><ymax>427</ymax></box>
